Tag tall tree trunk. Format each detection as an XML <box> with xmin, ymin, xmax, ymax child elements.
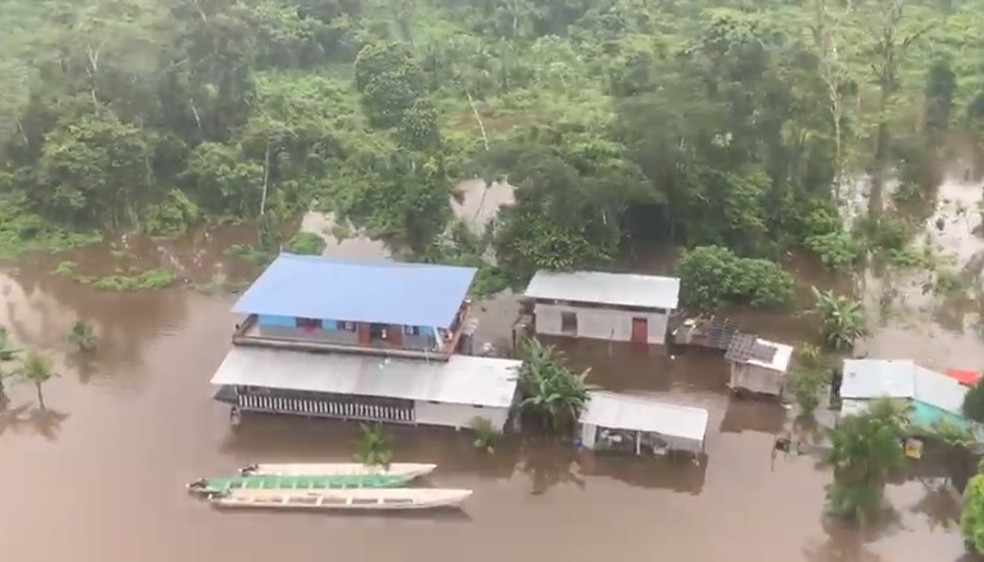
<box><xmin>869</xmin><ymin>119</ymin><xmax>890</xmax><ymax>216</ymax></box>
<box><xmin>35</xmin><ymin>383</ymin><xmax>45</xmax><ymax>410</ymax></box>
<box><xmin>260</xmin><ymin>140</ymin><xmax>271</xmax><ymax>216</ymax></box>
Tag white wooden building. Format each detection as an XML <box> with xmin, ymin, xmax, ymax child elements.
<box><xmin>578</xmin><ymin>391</ymin><xmax>709</xmax><ymax>457</ymax></box>
<box><xmin>523</xmin><ymin>270</ymin><xmax>680</xmax><ymax>345</ymax></box>
<box><xmin>724</xmin><ymin>334</ymin><xmax>793</xmax><ymax>397</ymax></box>
<box><xmin>840</xmin><ymin>359</ymin><xmax>974</xmax><ymax>430</ymax></box>
<box><xmin>210</xmin><ymin>347</ymin><xmax>522</xmax><ymax>431</ymax></box>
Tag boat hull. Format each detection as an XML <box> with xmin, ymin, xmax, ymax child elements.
<box><xmin>209</xmin><ymin>488</ymin><xmax>472</xmax><ymax>511</ymax></box>
<box><xmin>240</xmin><ymin>462</ymin><xmax>437</xmax><ymax>479</ymax></box>
<box><xmin>187</xmin><ymin>473</ymin><xmax>413</xmax><ymax>496</ymax></box>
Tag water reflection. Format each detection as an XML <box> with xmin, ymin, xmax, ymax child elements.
<box><xmin>578</xmin><ymin>453</ymin><xmax>707</xmax><ymax>495</ymax></box>
<box><xmin>720</xmin><ymin>399</ymin><xmax>788</xmax><ymax>435</ymax></box>
<box><xmin>516</xmin><ymin>437</ymin><xmax>585</xmax><ymax>495</ymax></box>
<box><xmin>543</xmin><ymin>336</ymin><xmax>729</xmax><ymax>397</ymax></box>
<box><xmin>66</xmin><ymin>353</ymin><xmax>100</xmax><ymax>385</ymax></box>
<box><xmin>803</xmin><ymin>511</ymin><xmax>904</xmax><ymax>562</ymax></box>
<box><xmin>910</xmin><ymin>482</ymin><xmax>961</xmax><ymax>532</ymax></box>
<box><xmin>0</xmin><ymin>402</ymin><xmax>69</xmax><ymax>441</ymax></box>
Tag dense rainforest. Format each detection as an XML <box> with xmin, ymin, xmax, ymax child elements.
<box><xmin>2</xmin><ymin>0</ymin><xmax>984</xmax><ymax>305</ymax></box>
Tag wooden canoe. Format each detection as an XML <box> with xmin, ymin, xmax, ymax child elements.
<box><xmin>209</xmin><ymin>487</ymin><xmax>472</xmax><ymax>511</ymax></box>
<box><xmin>239</xmin><ymin>462</ymin><xmax>437</xmax><ymax>479</ymax></box>
<box><xmin>187</xmin><ymin>473</ymin><xmax>412</xmax><ymax>496</ymax></box>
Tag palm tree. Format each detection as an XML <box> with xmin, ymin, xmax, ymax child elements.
<box><xmin>19</xmin><ymin>351</ymin><xmax>58</xmax><ymax>410</ymax></box>
<box><xmin>353</xmin><ymin>423</ymin><xmax>393</xmax><ymax>468</ymax></box>
<box><xmin>517</xmin><ymin>338</ymin><xmax>590</xmax><ymax>433</ymax></box>
<box><xmin>811</xmin><ymin>287</ymin><xmax>867</xmax><ymax>351</ymax></box>
<box><xmin>822</xmin><ymin>399</ymin><xmax>906</xmax><ymax>520</ymax></box>
<box><xmin>67</xmin><ymin>320</ymin><xmax>96</xmax><ymax>352</ymax></box>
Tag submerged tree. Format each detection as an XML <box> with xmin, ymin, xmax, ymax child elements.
<box><xmin>963</xmin><ymin>379</ymin><xmax>984</xmax><ymax>423</ymax></box>
<box><xmin>19</xmin><ymin>351</ymin><xmax>58</xmax><ymax>410</ymax></box>
<box><xmin>812</xmin><ymin>287</ymin><xmax>867</xmax><ymax>351</ymax></box>
<box><xmin>789</xmin><ymin>368</ymin><xmax>828</xmax><ymax>417</ymax></box>
<box><xmin>67</xmin><ymin>320</ymin><xmax>96</xmax><ymax>352</ymax></box>
<box><xmin>0</xmin><ymin>327</ymin><xmax>21</xmax><ymax>401</ymax></box>
<box><xmin>517</xmin><ymin>338</ymin><xmax>590</xmax><ymax>433</ymax></box>
<box><xmin>354</xmin><ymin>423</ymin><xmax>393</xmax><ymax>468</ymax></box>
<box><xmin>962</xmin><ymin>462</ymin><xmax>984</xmax><ymax>553</ymax></box>
<box><xmin>822</xmin><ymin>399</ymin><xmax>906</xmax><ymax>520</ymax></box>
<box><xmin>927</xmin><ymin>419</ymin><xmax>975</xmax><ymax>488</ymax></box>
<box><xmin>470</xmin><ymin>416</ymin><xmax>500</xmax><ymax>453</ymax></box>
<box><xmin>788</xmin><ymin>343</ymin><xmax>831</xmax><ymax>416</ymax></box>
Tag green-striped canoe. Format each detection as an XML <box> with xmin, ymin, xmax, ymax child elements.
<box><xmin>187</xmin><ymin>473</ymin><xmax>413</xmax><ymax>495</ymax></box>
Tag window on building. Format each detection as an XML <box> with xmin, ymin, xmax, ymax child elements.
<box><xmin>403</xmin><ymin>325</ymin><xmax>420</xmax><ymax>336</ymax></box>
<box><xmin>295</xmin><ymin>318</ymin><xmax>323</xmax><ymax>330</ymax></box>
<box><xmin>340</xmin><ymin>321</ymin><xmax>357</xmax><ymax>332</ymax></box>
<box><xmin>561</xmin><ymin>311</ymin><xmax>578</xmax><ymax>334</ymax></box>
<box><xmin>369</xmin><ymin>323</ymin><xmax>386</xmax><ymax>340</ymax></box>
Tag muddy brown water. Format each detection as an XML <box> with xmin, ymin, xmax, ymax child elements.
<box><xmin>0</xmin><ymin>223</ymin><xmax>974</xmax><ymax>562</ymax></box>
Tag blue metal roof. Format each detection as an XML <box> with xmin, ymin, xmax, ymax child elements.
<box><xmin>232</xmin><ymin>254</ymin><xmax>478</xmax><ymax>329</ymax></box>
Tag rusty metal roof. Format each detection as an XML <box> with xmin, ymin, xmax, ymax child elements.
<box><xmin>725</xmin><ymin>333</ymin><xmax>778</xmax><ymax>364</ymax></box>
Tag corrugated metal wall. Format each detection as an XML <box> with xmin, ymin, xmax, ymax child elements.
<box><xmin>414</xmin><ymin>401</ymin><xmax>510</xmax><ymax>431</ymax></box>
<box><xmin>234</xmin><ymin>392</ymin><xmax>510</xmax><ymax>430</ymax></box>
<box><xmin>533</xmin><ymin>303</ymin><xmax>670</xmax><ymax>344</ymax></box>
<box><xmin>238</xmin><ymin>393</ymin><xmax>415</xmax><ymax>423</ymax></box>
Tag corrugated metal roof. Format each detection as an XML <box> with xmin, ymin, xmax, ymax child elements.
<box><xmin>725</xmin><ymin>336</ymin><xmax>793</xmax><ymax>373</ymax></box>
<box><xmin>524</xmin><ymin>270</ymin><xmax>680</xmax><ymax>309</ymax></box>
<box><xmin>841</xmin><ymin>359</ymin><xmax>915</xmax><ymax>399</ymax></box>
<box><xmin>913</xmin><ymin>366</ymin><xmax>966</xmax><ymax>416</ymax></box>
<box><xmin>841</xmin><ymin>360</ymin><xmax>969</xmax><ymax>419</ymax></box>
<box><xmin>579</xmin><ymin>391</ymin><xmax>708</xmax><ymax>442</ymax></box>
<box><xmin>210</xmin><ymin>347</ymin><xmax>520</xmax><ymax>408</ymax></box>
<box><xmin>231</xmin><ymin>254</ymin><xmax>477</xmax><ymax>329</ymax></box>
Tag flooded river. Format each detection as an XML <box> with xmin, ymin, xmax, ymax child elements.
<box><xmin>0</xmin><ymin>178</ymin><xmax>979</xmax><ymax>561</ymax></box>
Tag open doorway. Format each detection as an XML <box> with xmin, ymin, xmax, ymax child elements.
<box><xmin>561</xmin><ymin>312</ymin><xmax>578</xmax><ymax>335</ymax></box>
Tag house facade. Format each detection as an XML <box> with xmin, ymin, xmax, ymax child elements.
<box><xmin>522</xmin><ymin>270</ymin><xmax>681</xmax><ymax>345</ymax></box>
<box><xmin>231</xmin><ymin>254</ymin><xmax>474</xmax><ymax>360</ymax></box>
<box><xmin>212</xmin><ymin>347</ymin><xmax>520</xmax><ymax>431</ymax></box>
<box><xmin>725</xmin><ymin>335</ymin><xmax>793</xmax><ymax>397</ymax></box>
<box><xmin>210</xmin><ymin>253</ymin><xmax>520</xmax><ymax>431</ymax></box>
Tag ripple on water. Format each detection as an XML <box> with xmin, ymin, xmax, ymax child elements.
<box><xmin>863</xmin><ymin>175</ymin><xmax>984</xmax><ymax>368</ymax></box>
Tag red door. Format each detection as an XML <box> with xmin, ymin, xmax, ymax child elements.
<box><xmin>631</xmin><ymin>317</ymin><xmax>648</xmax><ymax>343</ymax></box>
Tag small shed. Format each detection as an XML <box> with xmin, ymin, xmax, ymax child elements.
<box><xmin>523</xmin><ymin>270</ymin><xmax>680</xmax><ymax>345</ymax></box>
<box><xmin>724</xmin><ymin>335</ymin><xmax>793</xmax><ymax>397</ymax></box>
<box><xmin>578</xmin><ymin>391</ymin><xmax>709</xmax><ymax>457</ymax></box>
<box><xmin>841</xmin><ymin>359</ymin><xmax>974</xmax><ymax>430</ymax></box>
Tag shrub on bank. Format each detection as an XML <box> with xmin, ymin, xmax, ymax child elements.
<box><xmin>676</xmin><ymin>245</ymin><xmax>794</xmax><ymax>311</ymax></box>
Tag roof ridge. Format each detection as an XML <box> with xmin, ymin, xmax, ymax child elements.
<box><xmin>278</xmin><ymin>252</ymin><xmax>478</xmax><ymax>271</ymax></box>
<box><xmin>588</xmin><ymin>391</ymin><xmax>709</xmax><ymax>413</ymax></box>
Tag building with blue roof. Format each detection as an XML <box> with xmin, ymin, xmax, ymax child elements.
<box><xmin>231</xmin><ymin>253</ymin><xmax>479</xmax><ymax>361</ymax></box>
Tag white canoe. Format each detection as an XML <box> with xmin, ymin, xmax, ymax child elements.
<box><xmin>210</xmin><ymin>487</ymin><xmax>472</xmax><ymax>511</ymax></box>
<box><xmin>240</xmin><ymin>462</ymin><xmax>436</xmax><ymax>479</ymax></box>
